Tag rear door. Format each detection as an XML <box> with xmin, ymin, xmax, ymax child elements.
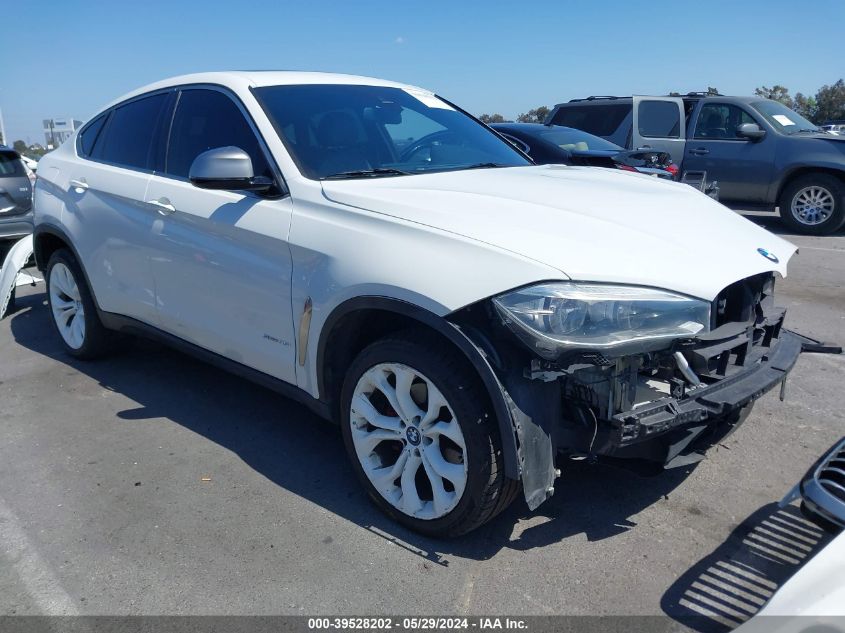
<box><xmin>62</xmin><ymin>92</ymin><xmax>171</xmax><ymax>323</ymax></box>
<box><xmin>632</xmin><ymin>96</ymin><xmax>686</xmax><ymax>163</ymax></box>
<box><xmin>683</xmin><ymin>101</ymin><xmax>775</xmax><ymax>204</ymax></box>
<box><xmin>144</xmin><ymin>86</ymin><xmax>297</xmax><ymax>383</ymax></box>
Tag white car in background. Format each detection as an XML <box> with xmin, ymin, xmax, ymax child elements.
<box><xmin>31</xmin><ymin>72</ymin><xmax>830</xmax><ymax>537</ymax></box>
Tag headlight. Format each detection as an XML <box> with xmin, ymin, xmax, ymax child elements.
<box><xmin>493</xmin><ymin>282</ymin><xmax>711</xmax><ymax>359</ymax></box>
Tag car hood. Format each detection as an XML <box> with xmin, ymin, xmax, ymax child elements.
<box><xmin>321</xmin><ymin>165</ymin><xmax>796</xmax><ymax>301</ymax></box>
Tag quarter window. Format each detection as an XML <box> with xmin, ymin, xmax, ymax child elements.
<box><xmin>638</xmin><ymin>101</ymin><xmax>680</xmax><ymax>138</ymax></box>
<box><xmin>694</xmin><ymin>104</ymin><xmax>757</xmax><ymax>139</ymax></box>
<box><xmin>78</xmin><ymin>114</ymin><xmax>107</xmax><ymax>158</ymax></box>
<box><xmin>166</xmin><ymin>89</ymin><xmax>272</xmax><ymax>180</ymax></box>
<box><xmin>93</xmin><ymin>93</ymin><xmax>168</xmax><ymax>169</ymax></box>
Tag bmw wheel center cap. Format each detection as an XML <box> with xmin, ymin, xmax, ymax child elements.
<box><xmin>406</xmin><ymin>426</ymin><xmax>421</xmax><ymax>446</ymax></box>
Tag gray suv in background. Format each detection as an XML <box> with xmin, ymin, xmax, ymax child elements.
<box><xmin>547</xmin><ymin>94</ymin><xmax>845</xmax><ymax>235</ymax></box>
<box><xmin>0</xmin><ymin>146</ymin><xmax>34</xmax><ymax>241</ymax></box>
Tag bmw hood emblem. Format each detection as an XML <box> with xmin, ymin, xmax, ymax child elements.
<box><xmin>757</xmin><ymin>248</ymin><xmax>779</xmax><ymax>263</ymax></box>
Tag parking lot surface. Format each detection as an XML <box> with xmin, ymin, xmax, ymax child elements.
<box><xmin>1</xmin><ymin>222</ymin><xmax>843</xmax><ymax>627</ymax></box>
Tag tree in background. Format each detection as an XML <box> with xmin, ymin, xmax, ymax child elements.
<box><xmin>754</xmin><ymin>85</ymin><xmax>793</xmax><ymax>108</ymax></box>
<box><xmin>814</xmin><ymin>79</ymin><xmax>845</xmax><ymax>123</ymax></box>
<box><xmin>13</xmin><ymin>140</ymin><xmax>27</xmax><ymax>155</ymax></box>
<box><xmin>792</xmin><ymin>93</ymin><xmax>818</xmax><ymax>121</ymax></box>
<box><xmin>754</xmin><ymin>80</ymin><xmax>844</xmax><ymax>123</ymax></box>
<box><xmin>516</xmin><ymin>106</ymin><xmax>550</xmax><ymax>123</ymax></box>
<box><xmin>478</xmin><ymin>113</ymin><xmax>505</xmax><ymax>123</ymax></box>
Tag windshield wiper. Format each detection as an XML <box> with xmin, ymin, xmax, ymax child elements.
<box><xmin>464</xmin><ymin>162</ymin><xmax>508</xmax><ymax>170</ymax></box>
<box><xmin>788</xmin><ymin>128</ymin><xmax>823</xmax><ymax>135</ymax></box>
<box><xmin>323</xmin><ymin>168</ymin><xmax>410</xmax><ymax>179</ymax></box>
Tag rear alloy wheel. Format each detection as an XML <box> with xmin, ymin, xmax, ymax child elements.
<box><xmin>340</xmin><ymin>333</ymin><xmax>520</xmax><ymax>537</ymax></box>
<box><xmin>46</xmin><ymin>249</ymin><xmax>115</xmax><ymax>359</ymax></box>
<box><xmin>779</xmin><ymin>174</ymin><xmax>845</xmax><ymax>235</ymax></box>
<box><xmin>49</xmin><ymin>262</ymin><xmax>86</xmax><ymax>349</ymax></box>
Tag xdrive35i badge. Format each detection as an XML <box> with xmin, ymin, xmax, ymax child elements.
<box><xmin>757</xmin><ymin>248</ymin><xmax>779</xmax><ymax>263</ymax></box>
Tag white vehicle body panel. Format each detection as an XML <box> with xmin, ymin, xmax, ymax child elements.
<box><xmin>321</xmin><ymin>165</ymin><xmax>796</xmax><ymax>302</ymax></box>
<box><xmin>0</xmin><ymin>235</ymin><xmax>34</xmax><ymax>318</ymax></box>
<box><xmin>737</xmin><ymin>531</ymin><xmax>845</xmax><ymax>633</ymax></box>
<box><xmin>145</xmin><ymin>174</ymin><xmax>297</xmax><ymax>383</ymax></box>
<box><xmin>33</xmin><ymin>71</ymin><xmax>797</xmax><ymax>401</ymax></box>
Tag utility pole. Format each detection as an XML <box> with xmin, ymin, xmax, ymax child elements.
<box><xmin>48</xmin><ymin>118</ymin><xmax>55</xmax><ymax>149</ymax></box>
<box><xmin>0</xmin><ymin>105</ymin><xmax>7</xmax><ymax>147</ymax></box>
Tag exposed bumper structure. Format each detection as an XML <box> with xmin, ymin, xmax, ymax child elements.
<box><xmin>611</xmin><ymin>330</ymin><xmax>802</xmax><ymax>452</ymax></box>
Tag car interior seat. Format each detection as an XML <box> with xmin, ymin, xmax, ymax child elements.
<box><xmin>316</xmin><ymin>111</ymin><xmax>372</xmax><ymax>175</ymax></box>
<box><xmin>698</xmin><ymin>109</ymin><xmax>728</xmax><ymax>138</ymax></box>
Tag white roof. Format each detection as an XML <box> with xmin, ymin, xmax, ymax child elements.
<box><xmin>103</xmin><ymin>71</ymin><xmax>423</xmax><ymax>112</ymax></box>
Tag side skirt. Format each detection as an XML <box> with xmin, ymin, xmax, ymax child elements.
<box><xmin>99</xmin><ymin>312</ymin><xmax>332</xmax><ymax>420</ymax></box>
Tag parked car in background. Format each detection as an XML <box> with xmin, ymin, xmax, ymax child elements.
<box><xmin>0</xmin><ymin>146</ymin><xmax>34</xmax><ymax>241</ymax></box>
<box><xmin>490</xmin><ymin>122</ymin><xmax>678</xmax><ymax>179</ymax></box>
<box><xmin>547</xmin><ymin>93</ymin><xmax>845</xmax><ymax>235</ymax></box>
<box><xmin>20</xmin><ymin>155</ymin><xmax>38</xmax><ymax>183</ymax></box>
<box><xmin>33</xmin><ymin>71</ymin><xmax>823</xmax><ymax>537</ymax></box>
<box><xmin>820</xmin><ymin>121</ymin><xmax>845</xmax><ymax>136</ymax></box>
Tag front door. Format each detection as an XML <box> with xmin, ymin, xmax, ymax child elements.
<box><xmin>145</xmin><ymin>87</ymin><xmax>297</xmax><ymax>383</ymax></box>
<box><xmin>682</xmin><ymin>102</ymin><xmax>775</xmax><ymax>205</ymax></box>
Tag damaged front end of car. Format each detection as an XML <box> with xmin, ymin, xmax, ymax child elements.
<box><xmin>450</xmin><ymin>273</ymin><xmax>842</xmax><ymax>510</ymax></box>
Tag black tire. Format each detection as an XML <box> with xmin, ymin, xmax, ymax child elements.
<box><xmin>779</xmin><ymin>173</ymin><xmax>845</xmax><ymax>235</ymax></box>
<box><xmin>340</xmin><ymin>331</ymin><xmax>520</xmax><ymax>537</ymax></box>
<box><xmin>45</xmin><ymin>248</ymin><xmax>115</xmax><ymax>359</ymax></box>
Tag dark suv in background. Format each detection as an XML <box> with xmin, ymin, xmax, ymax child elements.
<box><xmin>0</xmin><ymin>146</ymin><xmax>34</xmax><ymax>242</ymax></box>
<box><xmin>547</xmin><ymin>93</ymin><xmax>845</xmax><ymax>235</ymax></box>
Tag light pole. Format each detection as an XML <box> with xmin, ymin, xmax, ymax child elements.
<box><xmin>0</xmin><ymin>105</ymin><xmax>7</xmax><ymax>147</ymax></box>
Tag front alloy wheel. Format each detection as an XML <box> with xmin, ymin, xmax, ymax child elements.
<box><xmin>790</xmin><ymin>185</ymin><xmax>835</xmax><ymax>226</ymax></box>
<box><xmin>779</xmin><ymin>174</ymin><xmax>845</xmax><ymax>235</ymax></box>
<box><xmin>350</xmin><ymin>362</ymin><xmax>468</xmax><ymax>519</ymax></box>
<box><xmin>340</xmin><ymin>333</ymin><xmax>520</xmax><ymax>537</ymax></box>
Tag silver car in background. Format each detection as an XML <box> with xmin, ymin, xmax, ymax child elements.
<box><xmin>0</xmin><ymin>146</ymin><xmax>34</xmax><ymax>241</ymax></box>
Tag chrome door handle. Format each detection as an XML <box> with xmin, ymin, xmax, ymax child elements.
<box><xmin>146</xmin><ymin>197</ymin><xmax>176</xmax><ymax>215</ymax></box>
<box><xmin>689</xmin><ymin>147</ymin><xmax>710</xmax><ymax>156</ymax></box>
<box><xmin>69</xmin><ymin>178</ymin><xmax>88</xmax><ymax>191</ymax></box>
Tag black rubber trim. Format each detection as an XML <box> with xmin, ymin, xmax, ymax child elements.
<box><xmin>316</xmin><ymin>296</ymin><xmax>521</xmax><ymax>480</ymax></box>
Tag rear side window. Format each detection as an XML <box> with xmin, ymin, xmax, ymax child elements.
<box><xmin>638</xmin><ymin>101</ymin><xmax>680</xmax><ymax>138</ymax></box>
<box><xmin>548</xmin><ymin>104</ymin><xmax>631</xmax><ymax>137</ymax></box>
<box><xmin>166</xmin><ymin>89</ymin><xmax>272</xmax><ymax>180</ymax></box>
<box><xmin>78</xmin><ymin>115</ymin><xmax>107</xmax><ymax>157</ymax></box>
<box><xmin>0</xmin><ymin>152</ymin><xmax>25</xmax><ymax>177</ymax></box>
<box><xmin>94</xmin><ymin>93</ymin><xmax>168</xmax><ymax>170</ymax></box>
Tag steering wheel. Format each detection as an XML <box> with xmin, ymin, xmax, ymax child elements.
<box><xmin>398</xmin><ymin>130</ymin><xmax>460</xmax><ymax>163</ymax></box>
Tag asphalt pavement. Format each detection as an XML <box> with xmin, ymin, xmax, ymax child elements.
<box><xmin>0</xmin><ymin>220</ymin><xmax>843</xmax><ymax>629</ymax></box>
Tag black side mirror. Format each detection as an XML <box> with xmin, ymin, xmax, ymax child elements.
<box><xmin>736</xmin><ymin>123</ymin><xmax>766</xmax><ymax>141</ymax></box>
<box><xmin>188</xmin><ymin>146</ymin><xmax>273</xmax><ymax>192</ymax></box>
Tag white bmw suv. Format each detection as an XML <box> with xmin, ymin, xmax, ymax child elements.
<box><xmin>33</xmin><ymin>72</ymin><xmax>817</xmax><ymax>536</ymax></box>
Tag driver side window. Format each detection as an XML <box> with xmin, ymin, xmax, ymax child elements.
<box><xmin>694</xmin><ymin>104</ymin><xmax>757</xmax><ymax>140</ymax></box>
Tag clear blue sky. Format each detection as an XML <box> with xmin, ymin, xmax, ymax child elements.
<box><xmin>3</xmin><ymin>0</ymin><xmax>844</xmax><ymax>144</ymax></box>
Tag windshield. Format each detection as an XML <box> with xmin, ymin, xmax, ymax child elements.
<box><xmin>254</xmin><ymin>84</ymin><xmax>531</xmax><ymax>179</ymax></box>
<box><xmin>750</xmin><ymin>100</ymin><xmax>819</xmax><ymax>134</ymax></box>
<box><xmin>539</xmin><ymin>127</ymin><xmax>622</xmax><ymax>152</ymax></box>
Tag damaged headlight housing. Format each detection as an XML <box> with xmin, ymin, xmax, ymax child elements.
<box><xmin>493</xmin><ymin>282</ymin><xmax>711</xmax><ymax>359</ymax></box>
